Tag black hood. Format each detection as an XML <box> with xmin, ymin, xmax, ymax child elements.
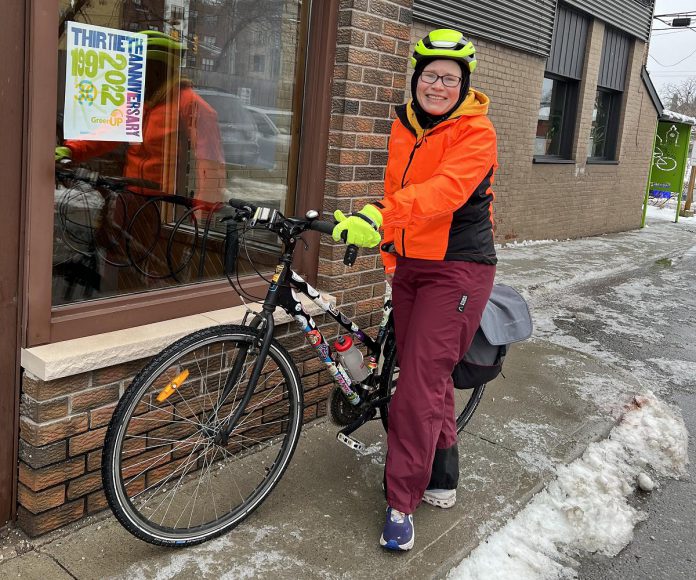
<box><xmin>410</xmin><ymin>59</ymin><xmax>471</xmax><ymax>130</ymax></box>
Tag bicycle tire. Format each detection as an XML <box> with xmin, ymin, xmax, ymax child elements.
<box><xmin>102</xmin><ymin>325</ymin><xmax>303</xmax><ymax>547</ymax></box>
<box><xmin>378</xmin><ymin>343</ymin><xmax>486</xmax><ymax>434</ymax></box>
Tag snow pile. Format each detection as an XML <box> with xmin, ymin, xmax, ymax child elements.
<box><xmin>661</xmin><ymin>109</ymin><xmax>696</xmax><ymax>125</ymax></box>
<box><xmin>448</xmin><ymin>392</ymin><xmax>688</xmax><ymax>580</ymax></box>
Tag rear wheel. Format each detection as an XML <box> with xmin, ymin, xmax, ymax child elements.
<box><xmin>378</xmin><ymin>343</ymin><xmax>485</xmax><ymax>434</ymax></box>
<box><xmin>102</xmin><ymin>325</ymin><xmax>303</xmax><ymax>547</ymax></box>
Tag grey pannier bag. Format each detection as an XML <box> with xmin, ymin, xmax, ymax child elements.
<box><xmin>452</xmin><ymin>284</ymin><xmax>533</xmax><ymax>389</ymax></box>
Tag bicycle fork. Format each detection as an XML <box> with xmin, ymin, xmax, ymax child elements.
<box><xmin>208</xmin><ymin>312</ymin><xmax>275</xmax><ymax>444</ymax></box>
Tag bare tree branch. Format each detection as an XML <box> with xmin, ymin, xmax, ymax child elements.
<box><xmin>662</xmin><ymin>77</ymin><xmax>696</xmax><ymax>118</ymax></box>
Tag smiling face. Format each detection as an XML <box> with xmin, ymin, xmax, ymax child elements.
<box><xmin>415</xmin><ymin>59</ymin><xmax>463</xmax><ymax>116</ymax></box>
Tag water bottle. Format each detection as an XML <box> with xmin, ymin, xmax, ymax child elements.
<box><xmin>333</xmin><ymin>336</ymin><xmax>370</xmax><ymax>383</ymax></box>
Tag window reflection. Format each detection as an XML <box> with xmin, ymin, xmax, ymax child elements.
<box><xmin>54</xmin><ymin>0</ymin><xmax>302</xmax><ymax>306</ymax></box>
<box><xmin>535</xmin><ymin>77</ymin><xmax>569</xmax><ymax>157</ymax></box>
<box><xmin>588</xmin><ymin>89</ymin><xmax>616</xmax><ymax>160</ymax></box>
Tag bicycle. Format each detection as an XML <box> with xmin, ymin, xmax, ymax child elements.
<box><xmin>54</xmin><ymin>166</ymin><xmax>223</xmax><ymax>295</ymax></box>
<box><xmin>100</xmin><ymin>196</ymin><xmax>487</xmax><ymax>547</ymax></box>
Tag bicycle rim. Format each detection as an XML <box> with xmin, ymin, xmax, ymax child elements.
<box><xmin>379</xmin><ymin>345</ymin><xmax>485</xmax><ymax>434</ymax></box>
<box><xmin>103</xmin><ymin>325</ymin><xmax>303</xmax><ymax>546</ymax></box>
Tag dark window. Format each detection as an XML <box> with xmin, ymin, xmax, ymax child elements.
<box><xmin>534</xmin><ymin>5</ymin><xmax>587</xmax><ymax>161</ymax></box>
<box><xmin>535</xmin><ymin>76</ymin><xmax>578</xmax><ymax>159</ymax></box>
<box><xmin>252</xmin><ymin>54</ymin><xmax>265</xmax><ymax>73</ymax></box>
<box><xmin>588</xmin><ymin>27</ymin><xmax>631</xmax><ymax>161</ymax></box>
<box><xmin>588</xmin><ymin>89</ymin><xmax>621</xmax><ymax>160</ymax></box>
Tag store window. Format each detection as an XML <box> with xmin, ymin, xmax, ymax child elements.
<box><xmin>55</xmin><ymin>0</ymin><xmax>303</xmax><ymax>307</ymax></box>
<box><xmin>535</xmin><ymin>76</ymin><xmax>578</xmax><ymax>157</ymax></box>
<box><xmin>588</xmin><ymin>27</ymin><xmax>631</xmax><ymax>162</ymax></box>
<box><xmin>534</xmin><ymin>5</ymin><xmax>588</xmax><ymax>162</ymax></box>
<box><xmin>588</xmin><ymin>89</ymin><xmax>621</xmax><ymax>160</ymax></box>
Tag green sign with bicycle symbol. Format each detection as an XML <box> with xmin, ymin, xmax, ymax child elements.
<box><xmin>650</xmin><ymin>121</ymin><xmax>691</xmax><ymax>195</ymax></box>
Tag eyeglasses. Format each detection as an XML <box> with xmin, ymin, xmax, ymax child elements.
<box><xmin>419</xmin><ymin>71</ymin><xmax>462</xmax><ymax>88</ymax></box>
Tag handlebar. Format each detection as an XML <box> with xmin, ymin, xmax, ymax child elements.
<box><xmin>227</xmin><ymin>198</ymin><xmax>359</xmax><ymax>266</ymax></box>
<box><xmin>56</xmin><ymin>166</ymin><xmax>161</xmax><ymax>192</ymax></box>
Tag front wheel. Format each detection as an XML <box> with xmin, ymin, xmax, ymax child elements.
<box><xmin>102</xmin><ymin>325</ymin><xmax>303</xmax><ymax>547</ymax></box>
<box><xmin>378</xmin><ymin>344</ymin><xmax>485</xmax><ymax>434</ymax></box>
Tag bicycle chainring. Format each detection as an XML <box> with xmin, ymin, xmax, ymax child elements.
<box><xmin>328</xmin><ymin>385</ymin><xmax>363</xmax><ymax>426</ymax></box>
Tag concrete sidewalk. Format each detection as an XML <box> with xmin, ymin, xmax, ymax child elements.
<box><xmin>0</xmin><ymin>340</ymin><xmax>640</xmax><ymax>580</ymax></box>
<box><xmin>1</xmin><ymin>216</ymin><xmax>693</xmax><ymax>579</ymax></box>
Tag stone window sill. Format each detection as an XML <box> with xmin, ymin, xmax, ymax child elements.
<box><xmin>21</xmin><ymin>294</ymin><xmax>335</xmax><ymax>381</ymax></box>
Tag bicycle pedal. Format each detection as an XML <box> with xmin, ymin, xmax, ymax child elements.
<box><xmin>337</xmin><ymin>432</ymin><xmax>365</xmax><ymax>452</ymax></box>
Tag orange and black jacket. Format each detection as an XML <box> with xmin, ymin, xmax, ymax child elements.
<box><xmin>375</xmin><ymin>89</ymin><xmax>497</xmax><ymax>273</ymax></box>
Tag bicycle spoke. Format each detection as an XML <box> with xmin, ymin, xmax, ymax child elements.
<box><xmin>106</xmin><ymin>329</ymin><xmax>302</xmax><ymax>543</ymax></box>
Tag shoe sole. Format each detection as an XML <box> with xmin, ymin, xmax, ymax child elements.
<box><xmin>380</xmin><ymin>535</ymin><xmax>414</xmax><ymax>551</ymax></box>
<box><xmin>422</xmin><ymin>493</ymin><xmax>456</xmax><ymax>509</ymax></box>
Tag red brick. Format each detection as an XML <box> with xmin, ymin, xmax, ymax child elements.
<box><xmin>71</xmin><ymin>385</ymin><xmax>120</xmax><ymax>414</ymax></box>
<box><xmin>20</xmin><ymin>414</ymin><xmax>89</xmax><ymax>447</ymax></box>
<box><xmin>87</xmin><ymin>490</ymin><xmax>109</xmax><ymax>514</ymax></box>
<box><xmin>18</xmin><ymin>439</ymin><xmax>67</xmax><ymax>470</ymax></box>
<box><xmin>18</xmin><ymin>500</ymin><xmax>85</xmax><ymax>537</ymax></box>
<box><xmin>67</xmin><ymin>471</ymin><xmax>102</xmax><ymax>500</ymax></box>
<box><xmin>69</xmin><ymin>426</ymin><xmax>107</xmax><ymax>456</ymax></box>
<box><xmin>304</xmin><ymin>383</ymin><xmax>333</xmax><ymax>406</ymax></box>
<box><xmin>89</xmin><ymin>403</ymin><xmax>117</xmax><ymax>428</ymax></box>
<box><xmin>366</xmin><ymin>32</ymin><xmax>396</xmax><ymax>53</ymax></box>
<box><xmin>22</xmin><ymin>373</ymin><xmax>91</xmax><ymax>402</ymax></box>
<box><xmin>18</xmin><ymin>457</ymin><xmax>85</xmax><ymax>492</ymax></box>
<box><xmin>20</xmin><ymin>395</ymin><xmax>69</xmax><ymax>423</ymax></box>
<box><xmin>17</xmin><ymin>483</ymin><xmax>65</xmax><ymax>514</ymax></box>
<box><xmin>93</xmin><ymin>359</ymin><xmax>146</xmax><ymax>385</ymax></box>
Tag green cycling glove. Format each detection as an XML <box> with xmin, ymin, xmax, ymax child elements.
<box><xmin>55</xmin><ymin>146</ymin><xmax>72</xmax><ymax>162</ymax></box>
<box><xmin>332</xmin><ymin>204</ymin><xmax>383</xmax><ymax>248</ymax></box>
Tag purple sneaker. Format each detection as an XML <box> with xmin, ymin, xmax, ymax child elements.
<box><xmin>379</xmin><ymin>507</ymin><xmax>414</xmax><ymax>551</ymax></box>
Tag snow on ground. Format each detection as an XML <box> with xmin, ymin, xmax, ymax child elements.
<box><xmin>448</xmin><ymin>392</ymin><xmax>689</xmax><ymax>580</ymax></box>
<box><xmin>447</xmin><ymin>213</ymin><xmax>694</xmax><ymax>579</ymax></box>
<box><xmin>644</xmin><ymin>201</ymin><xmax>696</xmax><ymax>223</ymax></box>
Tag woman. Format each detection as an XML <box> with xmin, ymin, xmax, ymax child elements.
<box><xmin>333</xmin><ymin>29</ymin><xmax>498</xmax><ymax>551</ymax></box>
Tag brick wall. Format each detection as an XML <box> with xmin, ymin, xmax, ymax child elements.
<box><xmin>318</xmin><ymin>0</ymin><xmax>412</xmax><ymax>316</ymax></box>
<box><xmin>410</xmin><ymin>20</ymin><xmax>656</xmax><ymax>241</ymax></box>
<box><xmin>17</xmin><ymin>319</ymin><xmax>340</xmax><ymax>536</ymax></box>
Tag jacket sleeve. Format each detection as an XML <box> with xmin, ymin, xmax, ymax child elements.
<box><xmin>376</xmin><ymin>118</ymin><xmax>497</xmax><ymax>228</ymax></box>
<box><xmin>379</xmin><ymin>238</ymin><xmax>397</xmax><ymax>273</ymax></box>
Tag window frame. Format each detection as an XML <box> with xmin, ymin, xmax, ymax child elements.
<box><xmin>25</xmin><ymin>0</ymin><xmax>338</xmax><ymax>346</ymax></box>
<box><xmin>533</xmin><ymin>73</ymin><xmax>579</xmax><ymax>163</ymax></box>
<box><xmin>587</xmin><ymin>87</ymin><xmax>622</xmax><ymax>162</ymax></box>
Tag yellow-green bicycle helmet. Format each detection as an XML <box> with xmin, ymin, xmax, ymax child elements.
<box><xmin>141</xmin><ymin>30</ymin><xmax>185</xmax><ymax>64</ymax></box>
<box><xmin>411</xmin><ymin>29</ymin><xmax>477</xmax><ymax>74</ymax></box>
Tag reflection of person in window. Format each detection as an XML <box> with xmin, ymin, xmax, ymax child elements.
<box><xmin>57</xmin><ymin>31</ymin><xmax>225</xmax><ymax>207</ymax></box>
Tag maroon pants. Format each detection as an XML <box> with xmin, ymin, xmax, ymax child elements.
<box><xmin>385</xmin><ymin>257</ymin><xmax>495</xmax><ymax>514</ymax></box>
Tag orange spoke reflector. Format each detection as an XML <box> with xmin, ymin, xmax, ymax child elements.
<box><xmin>156</xmin><ymin>369</ymin><xmax>190</xmax><ymax>403</ymax></box>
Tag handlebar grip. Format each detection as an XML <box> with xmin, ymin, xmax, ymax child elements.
<box><xmin>308</xmin><ymin>220</ymin><xmax>335</xmax><ymax>236</ymax></box>
<box><xmin>340</xmin><ymin>231</ymin><xmax>359</xmax><ymax>267</ymax></box>
<box><xmin>228</xmin><ymin>198</ymin><xmax>257</xmax><ymax>212</ymax></box>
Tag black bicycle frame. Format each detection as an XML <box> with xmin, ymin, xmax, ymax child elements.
<box><xmin>218</xmin><ymin>241</ymin><xmax>392</xmax><ymax>439</ymax></box>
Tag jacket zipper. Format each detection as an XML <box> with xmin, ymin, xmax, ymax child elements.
<box><xmin>400</xmin><ymin>131</ymin><xmax>428</xmax><ymax>257</ymax></box>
